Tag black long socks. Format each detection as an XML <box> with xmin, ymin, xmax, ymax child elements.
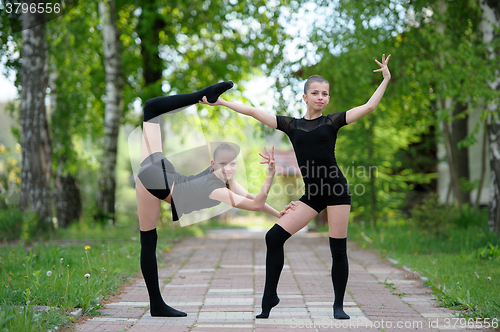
<box><xmin>329</xmin><ymin>237</ymin><xmax>350</xmax><ymax>319</ymax></box>
<box><xmin>256</xmin><ymin>224</ymin><xmax>291</xmax><ymax>319</ymax></box>
<box><xmin>140</xmin><ymin>229</ymin><xmax>187</xmax><ymax>317</ymax></box>
<box><xmin>143</xmin><ymin>81</ymin><xmax>234</xmax><ymax>122</ymax></box>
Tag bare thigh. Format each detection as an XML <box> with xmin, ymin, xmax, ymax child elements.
<box><xmin>326</xmin><ymin>205</ymin><xmax>351</xmax><ymax>238</ymax></box>
<box><xmin>141</xmin><ymin>122</ymin><xmax>163</xmax><ymax>163</ymax></box>
<box><xmin>277</xmin><ymin>201</ymin><xmax>318</xmax><ymax>235</ymax></box>
<box><xmin>136</xmin><ymin>177</ymin><xmax>169</xmax><ymax>231</ymax></box>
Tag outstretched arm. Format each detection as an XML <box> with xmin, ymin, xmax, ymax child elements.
<box><xmin>200</xmin><ymin>96</ymin><xmax>277</xmax><ymax>129</ymax></box>
<box><xmin>209</xmin><ymin>147</ymin><xmax>276</xmax><ymax>211</ymax></box>
<box><xmin>346</xmin><ymin>54</ymin><xmax>391</xmax><ymax>124</ymax></box>
<box><xmin>229</xmin><ymin>179</ymin><xmax>298</xmax><ymax>218</ymax></box>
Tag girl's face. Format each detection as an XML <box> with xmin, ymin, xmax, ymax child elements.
<box><xmin>303</xmin><ymin>82</ymin><xmax>330</xmax><ymax>112</ymax></box>
<box><xmin>212</xmin><ymin>150</ymin><xmax>237</xmax><ymax>182</ymax></box>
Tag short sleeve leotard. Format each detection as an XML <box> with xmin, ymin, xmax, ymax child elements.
<box><xmin>276</xmin><ymin>112</ymin><xmax>351</xmax><ymax>212</ymax></box>
<box><xmin>137</xmin><ymin>152</ymin><xmax>227</xmax><ymax>221</ymax></box>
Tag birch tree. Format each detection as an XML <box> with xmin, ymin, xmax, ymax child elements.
<box><xmin>19</xmin><ymin>7</ymin><xmax>52</xmax><ymax>230</ymax></box>
<box><xmin>97</xmin><ymin>0</ymin><xmax>124</xmax><ymax>224</ymax></box>
<box><xmin>479</xmin><ymin>0</ymin><xmax>500</xmax><ymax>234</ymax></box>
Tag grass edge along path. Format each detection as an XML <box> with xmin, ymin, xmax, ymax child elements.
<box><xmin>345</xmin><ymin>220</ymin><xmax>500</xmax><ymax>322</ymax></box>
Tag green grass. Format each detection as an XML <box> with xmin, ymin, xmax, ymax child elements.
<box><xmin>344</xmin><ymin>218</ymin><xmax>500</xmax><ymax>319</ymax></box>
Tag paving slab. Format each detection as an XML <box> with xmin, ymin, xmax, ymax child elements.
<box><xmin>62</xmin><ymin>229</ymin><xmax>486</xmax><ymax>332</ymax></box>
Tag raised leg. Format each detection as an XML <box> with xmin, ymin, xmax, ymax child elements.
<box><xmin>141</xmin><ymin>81</ymin><xmax>233</xmax><ymax>162</ymax></box>
<box><xmin>142</xmin><ymin>81</ymin><xmax>233</xmax><ymax>122</ymax></box>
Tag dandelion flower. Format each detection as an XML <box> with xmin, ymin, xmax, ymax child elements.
<box><xmin>84</xmin><ymin>246</ymin><xmax>91</xmax><ymax>250</ymax></box>
<box><xmin>24</xmin><ymin>276</ymin><xmax>28</xmax><ymax>279</ymax></box>
<box><xmin>84</xmin><ymin>273</ymin><xmax>90</xmax><ymax>278</ymax></box>
<box><xmin>46</xmin><ymin>271</ymin><xmax>52</xmax><ymax>277</ymax></box>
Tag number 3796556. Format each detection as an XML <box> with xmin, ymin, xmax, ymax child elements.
<box><xmin>5</xmin><ymin>2</ymin><xmax>61</xmax><ymax>14</ymax></box>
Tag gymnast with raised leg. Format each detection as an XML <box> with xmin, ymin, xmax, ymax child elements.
<box><xmin>136</xmin><ymin>81</ymin><xmax>297</xmax><ymax>317</ymax></box>
<box><xmin>201</xmin><ymin>54</ymin><xmax>392</xmax><ymax>319</ymax></box>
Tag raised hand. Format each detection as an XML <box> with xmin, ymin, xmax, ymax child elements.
<box><xmin>259</xmin><ymin>146</ymin><xmax>275</xmax><ymax>173</ymax></box>
<box><xmin>199</xmin><ymin>95</ymin><xmax>224</xmax><ymax>106</ymax></box>
<box><xmin>373</xmin><ymin>54</ymin><xmax>391</xmax><ymax>80</ymax></box>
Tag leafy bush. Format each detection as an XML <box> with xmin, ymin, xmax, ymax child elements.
<box><xmin>410</xmin><ymin>193</ymin><xmax>456</xmax><ymax>236</ymax></box>
<box><xmin>476</xmin><ymin>243</ymin><xmax>500</xmax><ymax>260</ymax></box>
<box><xmin>0</xmin><ymin>206</ymin><xmax>24</xmax><ymax>240</ymax></box>
<box><xmin>452</xmin><ymin>205</ymin><xmax>488</xmax><ymax>228</ymax></box>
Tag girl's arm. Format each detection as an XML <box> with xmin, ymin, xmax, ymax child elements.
<box><xmin>346</xmin><ymin>54</ymin><xmax>391</xmax><ymax>124</ymax></box>
<box><xmin>229</xmin><ymin>179</ymin><xmax>280</xmax><ymax>217</ymax></box>
<box><xmin>209</xmin><ymin>147</ymin><xmax>276</xmax><ymax>212</ymax></box>
<box><xmin>229</xmin><ymin>179</ymin><xmax>297</xmax><ymax>217</ymax></box>
<box><xmin>200</xmin><ymin>96</ymin><xmax>277</xmax><ymax>129</ymax></box>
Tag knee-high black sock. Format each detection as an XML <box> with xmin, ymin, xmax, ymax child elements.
<box><xmin>140</xmin><ymin>229</ymin><xmax>187</xmax><ymax>317</ymax></box>
<box><xmin>256</xmin><ymin>224</ymin><xmax>291</xmax><ymax>319</ymax></box>
<box><xmin>143</xmin><ymin>81</ymin><xmax>234</xmax><ymax>122</ymax></box>
<box><xmin>329</xmin><ymin>237</ymin><xmax>350</xmax><ymax>319</ymax></box>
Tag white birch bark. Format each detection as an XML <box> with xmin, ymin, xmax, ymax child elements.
<box><xmin>19</xmin><ymin>7</ymin><xmax>52</xmax><ymax>227</ymax></box>
<box><xmin>97</xmin><ymin>0</ymin><xmax>123</xmax><ymax>223</ymax></box>
<box><xmin>479</xmin><ymin>0</ymin><xmax>500</xmax><ymax>234</ymax></box>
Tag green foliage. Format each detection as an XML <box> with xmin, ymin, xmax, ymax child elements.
<box><xmin>410</xmin><ymin>193</ymin><xmax>454</xmax><ymax>235</ymax></box>
<box><xmin>0</xmin><ymin>241</ymin><xmax>137</xmax><ymax>330</ymax></box>
<box><xmin>475</xmin><ymin>243</ymin><xmax>500</xmax><ymax>260</ymax></box>
<box><xmin>453</xmin><ymin>204</ymin><xmax>488</xmax><ymax>228</ymax></box>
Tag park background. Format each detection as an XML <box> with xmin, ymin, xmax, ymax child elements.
<box><xmin>0</xmin><ymin>0</ymin><xmax>500</xmax><ymax>330</ymax></box>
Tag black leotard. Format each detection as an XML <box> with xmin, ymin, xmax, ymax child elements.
<box><xmin>137</xmin><ymin>152</ymin><xmax>227</xmax><ymax>221</ymax></box>
<box><xmin>276</xmin><ymin>111</ymin><xmax>351</xmax><ymax>212</ymax></box>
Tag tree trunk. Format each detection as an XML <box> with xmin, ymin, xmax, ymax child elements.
<box><xmin>55</xmin><ymin>167</ymin><xmax>82</xmax><ymax>227</ymax></box>
<box><xmin>19</xmin><ymin>7</ymin><xmax>52</xmax><ymax>230</ymax></box>
<box><xmin>97</xmin><ymin>0</ymin><xmax>124</xmax><ymax>224</ymax></box>
<box><xmin>367</xmin><ymin>117</ymin><xmax>376</xmax><ymax>223</ymax></box>
<box><xmin>475</xmin><ymin>120</ymin><xmax>488</xmax><ymax>209</ymax></box>
<box><xmin>440</xmin><ymin>97</ymin><xmax>463</xmax><ymax>210</ymax></box>
<box><xmin>49</xmin><ymin>68</ymin><xmax>82</xmax><ymax>227</ymax></box>
<box><xmin>137</xmin><ymin>2</ymin><xmax>164</xmax><ymax>96</ymax></box>
<box><xmin>451</xmin><ymin>100</ymin><xmax>470</xmax><ymax>205</ymax></box>
<box><xmin>479</xmin><ymin>0</ymin><xmax>500</xmax><ymax>234</ymax></box>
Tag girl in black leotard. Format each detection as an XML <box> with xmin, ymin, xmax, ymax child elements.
<box><xmin>201</xmin><ymin>54</ymin><xmax>392</xmax><ymax>319</ymax></box>
<box><xmin>136</xmin><ymin>81</ymin><xmax>297</xmax><ymax>317</ymax></box>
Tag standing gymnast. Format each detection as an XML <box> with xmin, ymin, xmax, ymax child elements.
<box><xmin>201</xmin><ymin>54</ymin><xmax>392</xmax><ymax>319</ymax></box>
<box><xmin>137</xmin><ymin>81</ymin><xmax>297</xmax><ymax>317</ymax></box>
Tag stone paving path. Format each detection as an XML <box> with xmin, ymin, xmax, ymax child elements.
<box><xmin>65</xmin><ymin>229</ymin><xmax>484</xmax><ymax>332</ymax></box>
